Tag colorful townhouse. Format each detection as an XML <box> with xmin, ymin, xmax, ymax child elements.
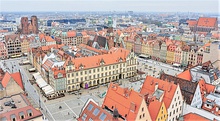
<box><xmin>0</xmin><ymin>42</ymin><xmax>8</xmax><ymax>59</ymax></box>
<box><xmin>102</xmin><ymin>83</ymin><xmax>152</xmax><ymax>121</ymax></box>
<box><xmin>140</xmin><ymin>76</ymin><xmax>183</xmax><ymax>121</ymax></box>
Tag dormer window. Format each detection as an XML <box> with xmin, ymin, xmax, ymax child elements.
<box><xmin>119</xmin><ymin>57</ymin><xmax>123</xmax><ymax>62</ymax></box>
<box><xmin>27</xmin><ymin>109</ymin><xmax>33</xmax><ymax>117</ymax></box>
<box><xmin>100</xmin><ymin>59</ymin><xmax>105</xmax><ymax>66</ymax></box>
<box><xmin>10</xmin><ymin>114</ymin><xmax>16</xmax><ymax>121</ymax></box>
<box><xmin>79</xmin><ymin>64</ymin><xmax>84</xmax><ymax>70</ymax></box>
<box><xmin>19</xmin><ymin>112</ymin><xmax>25</xmax><ymax>119</ymax></box>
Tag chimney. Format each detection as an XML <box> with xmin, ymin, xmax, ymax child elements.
<box><xmin>155</xmin><ymin>82</ymin><xmax>158</xmax><ymax>92</ymax></box>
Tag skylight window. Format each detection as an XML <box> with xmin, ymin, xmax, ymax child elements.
<box><xmin>93</xmin><ymin>108</ymin><xmax>100</xmax><ymax>116</ymax></box>
<box><xmin>87</xmin><ymin>104</ymin><xmax>94</xmax><ymax>111</ymax></box>
<box><xmin>99</xmin><ymin>113</ymin><xmax>107</xmax><ymax>121</ymax></box>
<box><xmin>82</xmin><ymin>113</ymin><xmax>87</xmax><ymax>121</ymax></box>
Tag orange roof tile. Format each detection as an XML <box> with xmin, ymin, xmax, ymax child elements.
<box><xmin>45</xmin><ymin>36</ymin><xmax>55</xmax><ymax>42</ymax></box>
<box><xmin>1</xmin><ymin>72</ymin><xmax>11</xmax><ymax>88</ymax></box>
<box><xmin>183</xmin><ymin>113</ymin><xmax>209</xmax><ymax>121</ymax></box>
<box><xmin>177</xmin><ymin>70</ymin><xmax>192</xmax><ymax>81</ymax></box>
<box><xmin>202</xmin><ymin>43</ymin><xmax>211</xmax><ymax>49</ymax></box>
<box><xmin>10</xmin><ymin>72</ymin><xmax>24</xmax><ymax>90</ymax></box>
<box><xmin>65</xmin><ymin>47</ymin><xmax>130</xmax><ymax>70</ymax></box>
<box><xmin>148</xmin><ymin>100</ymin><xmax>162</xmax><ymax>121</ymax></box>
<box><xmin>140</xmin><ymin>76</ymin><xmax>177</xmax><ymax>108</ymax></box>
<box><xmin>67</xmin><ymin>31</ymin><xmax>76</xmax><ymax>37</ymax></box>
<box><xmin>197</xmin><ymin>17</ymin><xmax>217</xmax><ymax>27</ymax></box>
<box><xmin>0</xmin><ymin>30</ymin><xmax>8</xmax><ymax>33</ymax></box>
<box><xmin>187</xmin><ymin>20</ymin><xmax>197</xmax><ymax>27</ymax></box>
<box><xmin>102</xmin><ymin>83</ymin><xmax>144</xmax><ymax>120</ymax></box>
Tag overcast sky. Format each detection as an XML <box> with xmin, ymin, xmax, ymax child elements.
<box><xmin>1</xmin><ymin>0</ymin><xmax>219</xmax><ymax>13</ymax></box>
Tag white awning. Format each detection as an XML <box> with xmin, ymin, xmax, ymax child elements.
<box><xmin>32</xmin><ymin>72</ymin><xmax>42</xmax><ymax>80</ymax></box>
<box><xmin>42</xmin><ymin>85</ymin><xmax>54</xmax><ymax>95</ymax></box>
<box><xmin>36</xmin><ymin>78</ymin><xmax>48</xmax><ymax>88</ymax></box>
<box><xmin>173</xmin><ymin>63</ymin><xmax>181</xmax><ymax>67</ymax></box>
<box><xmin>139</xmin><ymin>54</ymin><xmax>150</xmax><ymax>58</ymax></box>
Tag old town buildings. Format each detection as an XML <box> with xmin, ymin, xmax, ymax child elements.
<box><xmin>140</xmin><ymin>76</ymin><xmax>183</xmax><ymax>121</ymax></box>
<box><xmin>5</xmin><ymin>34</ymin><xmax>22</xmax><ymax>57</ymax></box>
<box><xmin>64</xmin><ymin>47</ymin><xmax>137</xmax><ymax>92</ymax></box>
<box><xmin>30</xmin><ymin>44</ymin><xmax>137</xmax><ymax>93</ymax></box>
<box><xmin>0</xmin><ymin>41</ymin><xmax>7</xmax><ymax>59</ymax></box>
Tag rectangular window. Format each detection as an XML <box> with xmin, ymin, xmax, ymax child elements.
<box><xmin>72</xmin><ymin>73</ymin><xmax>74</xmax><ymax>77</ymax></box>
<box><xmin>93</xmin><ymin>108</ymin><xmax>100</xmax><ymax>116</ymax></box>
<box><xmin>85</xmin><ymin>71</ymin><xmax>87</xmax><ymax>74</ymax></box>
<box><xmin>82</xmin><ymin>113</ymin><xmax>87</xmax><ymax>121</ymax></box>
<box><xmin>87</xmin><ymin>104</ymin><xmax>94</xmax><ymax>111</ymax></box>
<box><xmin>99</xmin><ymin>113</ymin><xmax>107</xmax><ymax>121</ymax></box>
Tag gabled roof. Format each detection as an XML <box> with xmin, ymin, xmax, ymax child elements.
<box><xmin>160</xmin><ymin>73</ymin><xmax>198</xmax><ymax>105</ymax></box>
<box><xmin>177</xmin><ymin>69</ymin><xmax>192</xmax><ymax>81</ymax></box>
<box><xmin>1</xmin><ymin>72</ymin><xmax>24</xmax><ymax>90</ymax></box>
<box><xmin>140</xmin><ymin>76</ymin><xmax>177</xmax><ymax>108</ymax></box>
<box><xmin>102</xmin><ymin>83</ymin><xmax>144</xmax><ymax>120</ymax></box>
<box><xmin>1</xmin><ymin>72</ymin><xmax>11</xmax><ymax>88</ymax></box>
<box><xmin>197</xmin><ymin>17</ymin><xmax>217</xmax><ymax>27</ymax></box>
<box><xmin>148</xmin><ymin>100</ymin><xmax>162</xmax><ymax>121</ymax></box>
<box><xmin>10</xmin><ymin>72</ymin><xmax>24</xmax><ymax>90</ymax></box>
<box><xmin>198</xmin><ymin>79</ymin><xmax>215</xmax><ymax>100</ymax></box>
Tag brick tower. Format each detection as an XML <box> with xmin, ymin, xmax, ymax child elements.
<box><xmin>21</xmin><ymin>17</ymin><xmax>29</xmax><ymax>34</ymax></box>
<box><xmin>31</xmin><ymin>16</ymin><xmax>38</xmax><ymax>34</ymax></box>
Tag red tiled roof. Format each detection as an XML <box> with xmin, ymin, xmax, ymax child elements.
<box><xmin>187</xmin><ymin>20</ymin><xmax>197</xmax><ymax>27</ymax></box>
<box><xmin>64</xmin><ymin>47</ymin><xmax>130</xmax><ymax>70</ymax></box>
<box><xmin>10</xmin><ymin>72</ymin><xmax>24</xmax><ymax>90</ymax></box>
<box><xmin>67</xmin><ymin>31</ymin><xmax>76</xmax><ymax>37</ymax></box>
<box><xmin>177</xmin><ymin>70</ymin><xmax>192</xmax><ymax>81</ymax></box>
<box><xmin>1</xmin><ymin>72</ymin><xmax>11</xmax><ymax>88</ymax></box>
<box><xmin>183</xmin><ymin>113</ymin><xmax>209</xmax><ymax>121</ymax></box>
<box><xmin>102</xmin><ymin>83</ymin><xmax>144</xmax><ymax>120</ymax></box>
<box><xmin>0</xmin><ymin>30</ymin><xmax>8</xmax><ymax>33</ymax></box>
<box><xmin>148</xmin><ymin>100</ymin><xmax>162</xmax><ymax>121</ymax></box>
<box><xmin>78</xmin><ymin>99</ymin><xmax>117</xmax><ymax>121</ymax></box>
<box><xmin>197</xmin><ymin>17</ymin><xmax>217</xmax><ymax>27</ymax></box>
<box><xmin>140</xmin><ymin>76</ymin><xmax>177</xmax><ymax>108</ymax></box>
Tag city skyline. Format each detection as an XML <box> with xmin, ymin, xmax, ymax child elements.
<box><xmin>1</xmin><ymin>0</ymin><xmax>219</xmax><ymax>13</ymax></box>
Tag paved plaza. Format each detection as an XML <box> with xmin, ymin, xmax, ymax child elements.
<box><xmin>45</xmin><ymin>94</ymin><xmax>101</xmax><ymax>121</ymax></box>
